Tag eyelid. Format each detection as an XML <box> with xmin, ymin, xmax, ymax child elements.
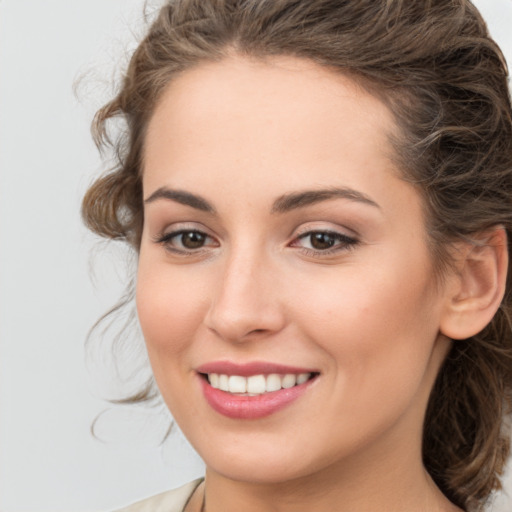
<box><xmin>154</xmin><ymin>229</ymin><xmax>217</xmax><ymax>245</ymax></box>
<box><xmin>152</xmin><ymin>221</ymin><xmax>215</xmax><ymax>239</ymax></box>
<box><xmin>292</xmin><ymin>220</ymin><xmax>359</xmax><ymax>238</ymax></box>
<box><xmin>289</xmin><ymin>225</ymin><xmax>360</xmax><ymax>256</ymax></box>
<box><xmin>152</xmin><ymin>222</ymin><xmax>220</xmax><ymax>255</ymax></box>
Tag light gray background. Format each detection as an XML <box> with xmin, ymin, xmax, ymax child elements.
<box><xmin>0</xmin><ymin>1</ymin><xmax>511</xmax><ymax>511</ymax></box>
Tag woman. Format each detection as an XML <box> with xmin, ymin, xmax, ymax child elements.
<box><xmin>82</xmin><ymin>1</ymin><xmax>512</xmax><ymax>511</ymax></box>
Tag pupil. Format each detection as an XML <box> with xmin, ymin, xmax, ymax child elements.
<box><xmin>311</xmin><ymin>232</ymin><xmax>335</xmax><ymax>250</ymax></box>
<box><xmin>182</xmin><ymin>231</ymin><xmax>205</xmax><ymax>249</ymax></box>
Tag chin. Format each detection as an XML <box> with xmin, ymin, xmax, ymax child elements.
<box><xmin>194</xmin><ymin>426</ymin><xmax>353</xmax><ymax>486</ymax></box>
<box><xmin>208</xmin><ymin>455</ymin><xmax>315</xmax><ymax>485</ymax></box>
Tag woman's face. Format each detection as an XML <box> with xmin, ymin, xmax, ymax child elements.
<box><xmin>137</xmin><ymin>56</ymin><xmax>453</xmax><ymax>484</ymax></box>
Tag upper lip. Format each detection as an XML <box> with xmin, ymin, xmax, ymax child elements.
<box><xmin>196</xmin><ymin>361</ymin><xmax>318</xmax><ymax>377</ymax></box>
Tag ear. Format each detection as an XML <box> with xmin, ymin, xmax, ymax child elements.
<box><xmin>440</xmin><ymin>227</ymin><xmax>508</xmax><ymax>340</ymax></box>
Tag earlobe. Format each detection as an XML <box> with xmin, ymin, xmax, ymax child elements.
<box><xmin>440</xmin><ymin>227</ymin><xmax>508</xmax><ymax>341</ymax></box>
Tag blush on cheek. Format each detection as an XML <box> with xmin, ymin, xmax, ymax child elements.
<box><xmin>136</xmin><ymin>274</ymin><xmax>207</xmax><ymax>360</ymax></box>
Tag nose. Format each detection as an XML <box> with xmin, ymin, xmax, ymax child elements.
<box><xmin>204</xmin><ymin>250</ymin><xmax>286</xmax><ymax>342</ymax></box>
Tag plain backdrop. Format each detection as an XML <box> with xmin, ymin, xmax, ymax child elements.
<box><xmin>0</xmin><ymin>1</ymin><xmax>511</xmax><ymax>511</ymax></box>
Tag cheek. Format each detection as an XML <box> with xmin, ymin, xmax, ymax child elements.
<box><xmin>298</xmin><ymin>259</ymin><xmax>435</xmax><ymax>331</ymax></box>
<box><xmin>135</xmin><ymin>262</ymin><xmax>209</xmax><ymax>361</ymax></box>
<box><xmin>294</xmin><ymin>255</ymin><xmax>440</xmax><ymax>387</ymax></box>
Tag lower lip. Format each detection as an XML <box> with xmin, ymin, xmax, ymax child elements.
<box><xmin>199</xmin><ymin>376</ymin><xmax>316</xmax><ymax>419</ymax></box>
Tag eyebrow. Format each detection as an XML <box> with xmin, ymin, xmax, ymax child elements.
<box><xmin>271</xmin><ymin>187</ymin><xmax>380</xmax><ymax>213</ymax></box>
<box><xmin>144</xmin><ymin>187</ymin><xmax>216</xmax><ymax>213</ymax></box>
<box><xmin>144</xmin><ymin>185</ymin><xmax>380</xmax><ymax>214</ymax></box>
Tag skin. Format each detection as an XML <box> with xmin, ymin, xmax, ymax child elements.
<box><xmin>137</xmin><ymin>56</ymin><xmax>464</xmax><ymax>512</ymax></box>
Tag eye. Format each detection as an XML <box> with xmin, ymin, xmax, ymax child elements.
<box><xmin>154</xmin><ymin>229</ymin><xmax>218</xmax><ymax>253</ymax></box>
<box><xmin>176</xmin><ymin>231</ymin><xmax>207</xmax><ymax>249</ymax></box>
<box><xmin>291</xmin><ymin>230</ymin><xmax>358</xmax><ymax>255</ymax></box>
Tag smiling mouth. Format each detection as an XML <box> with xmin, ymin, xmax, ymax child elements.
<box><xmin>198</xmin><ymin>366</ymin><xmax>319</xmax><ymax>419</ymax></box>
<box><xmin>201</xmin><ymin>372</ymin><xmax>318</xmax><ymax>396</ymax></box>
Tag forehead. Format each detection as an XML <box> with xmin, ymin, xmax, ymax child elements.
<box><xmin>142</xmin><ymin>55</ymin><xmax>405</xmax><ymax>212</ymax></box>
<box><xmin>145</xmin><ymin>56</ymin><xmax>396</xmax><ymax>162</ymax></box>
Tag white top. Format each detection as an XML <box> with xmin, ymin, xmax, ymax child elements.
<box><xmin>114</xmin><ymin>479</ymin><xmax>204</xmax><ymax>512</ymax></box>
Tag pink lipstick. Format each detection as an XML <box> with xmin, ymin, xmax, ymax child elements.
<box><xmin>197</xmin><ymin>361</ymin><xmax>318</xmax><ymax>419</ymax></box>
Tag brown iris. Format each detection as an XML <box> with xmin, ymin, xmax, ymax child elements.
<box><xmin>309</xmin><ymin>232</ymin><xmax>337</xmax><ymax>250</ymax></box>
<box><xmin>181</xmin><ymin>231</ymin><xmax>206</xmax><ymax>249</ymax></box>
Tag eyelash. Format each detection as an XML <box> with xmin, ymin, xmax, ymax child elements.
<box><xmin>290</xmin><ymin>230</ymin><xmax>359</xmax><ymax>256</ymax></box>
<box><xmin>153</xmin><ymin>228</ymin><xmax>359</xmax><ymax>257</ymax></box>
<box><xmin>153</xmin><ymin>229</ymin><xmax>218</xmax><ymax>255</ymax></box>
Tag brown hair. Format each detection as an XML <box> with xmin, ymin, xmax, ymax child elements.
<box><xmin>82</xmin><ymin>1</ymin><xmax>512</xmax><ymax>510</ymax></box>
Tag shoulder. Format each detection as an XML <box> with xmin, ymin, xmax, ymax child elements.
<box><xmin>113</xmin><ymin>479</ymin><xmax>204</xmax><ymax>512</ymax></box>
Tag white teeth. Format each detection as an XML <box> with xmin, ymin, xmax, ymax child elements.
<box><xmin>219</xmin><ymin>374</ymin><xmax>229</xmax><ymax>392</ymax></box>
<box><xmin>297</xmin><ymin>373</ymin><xmax>309</xmax><ymax>385</ymax></box>
<box><xmin>207</xmin><ymin>372</ymin><xmax>313</xmax><ymax>394</ymax></box>
<box><xmin>247</xmin><ymin>375</ymin><xmax>266</xmax><ymax>394</ymax></box>
<box><xmin>209</xmin><ymin>373</ymin><xmax>219</xmax><ymax>388</ymax></box>
<box><xmin>281</xmin><ymin>374</ymin><xmax>296</xmax><ymax>389</ymax></box>
<box><xmin>266</xmin><ymin>374</ymin><xmax>282</xmax><ymax>392</ymax></box>
<box><xmin>228</xmin><ymin>375</ymin><xmax>247</xmax><ymax>393</ymax></box>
